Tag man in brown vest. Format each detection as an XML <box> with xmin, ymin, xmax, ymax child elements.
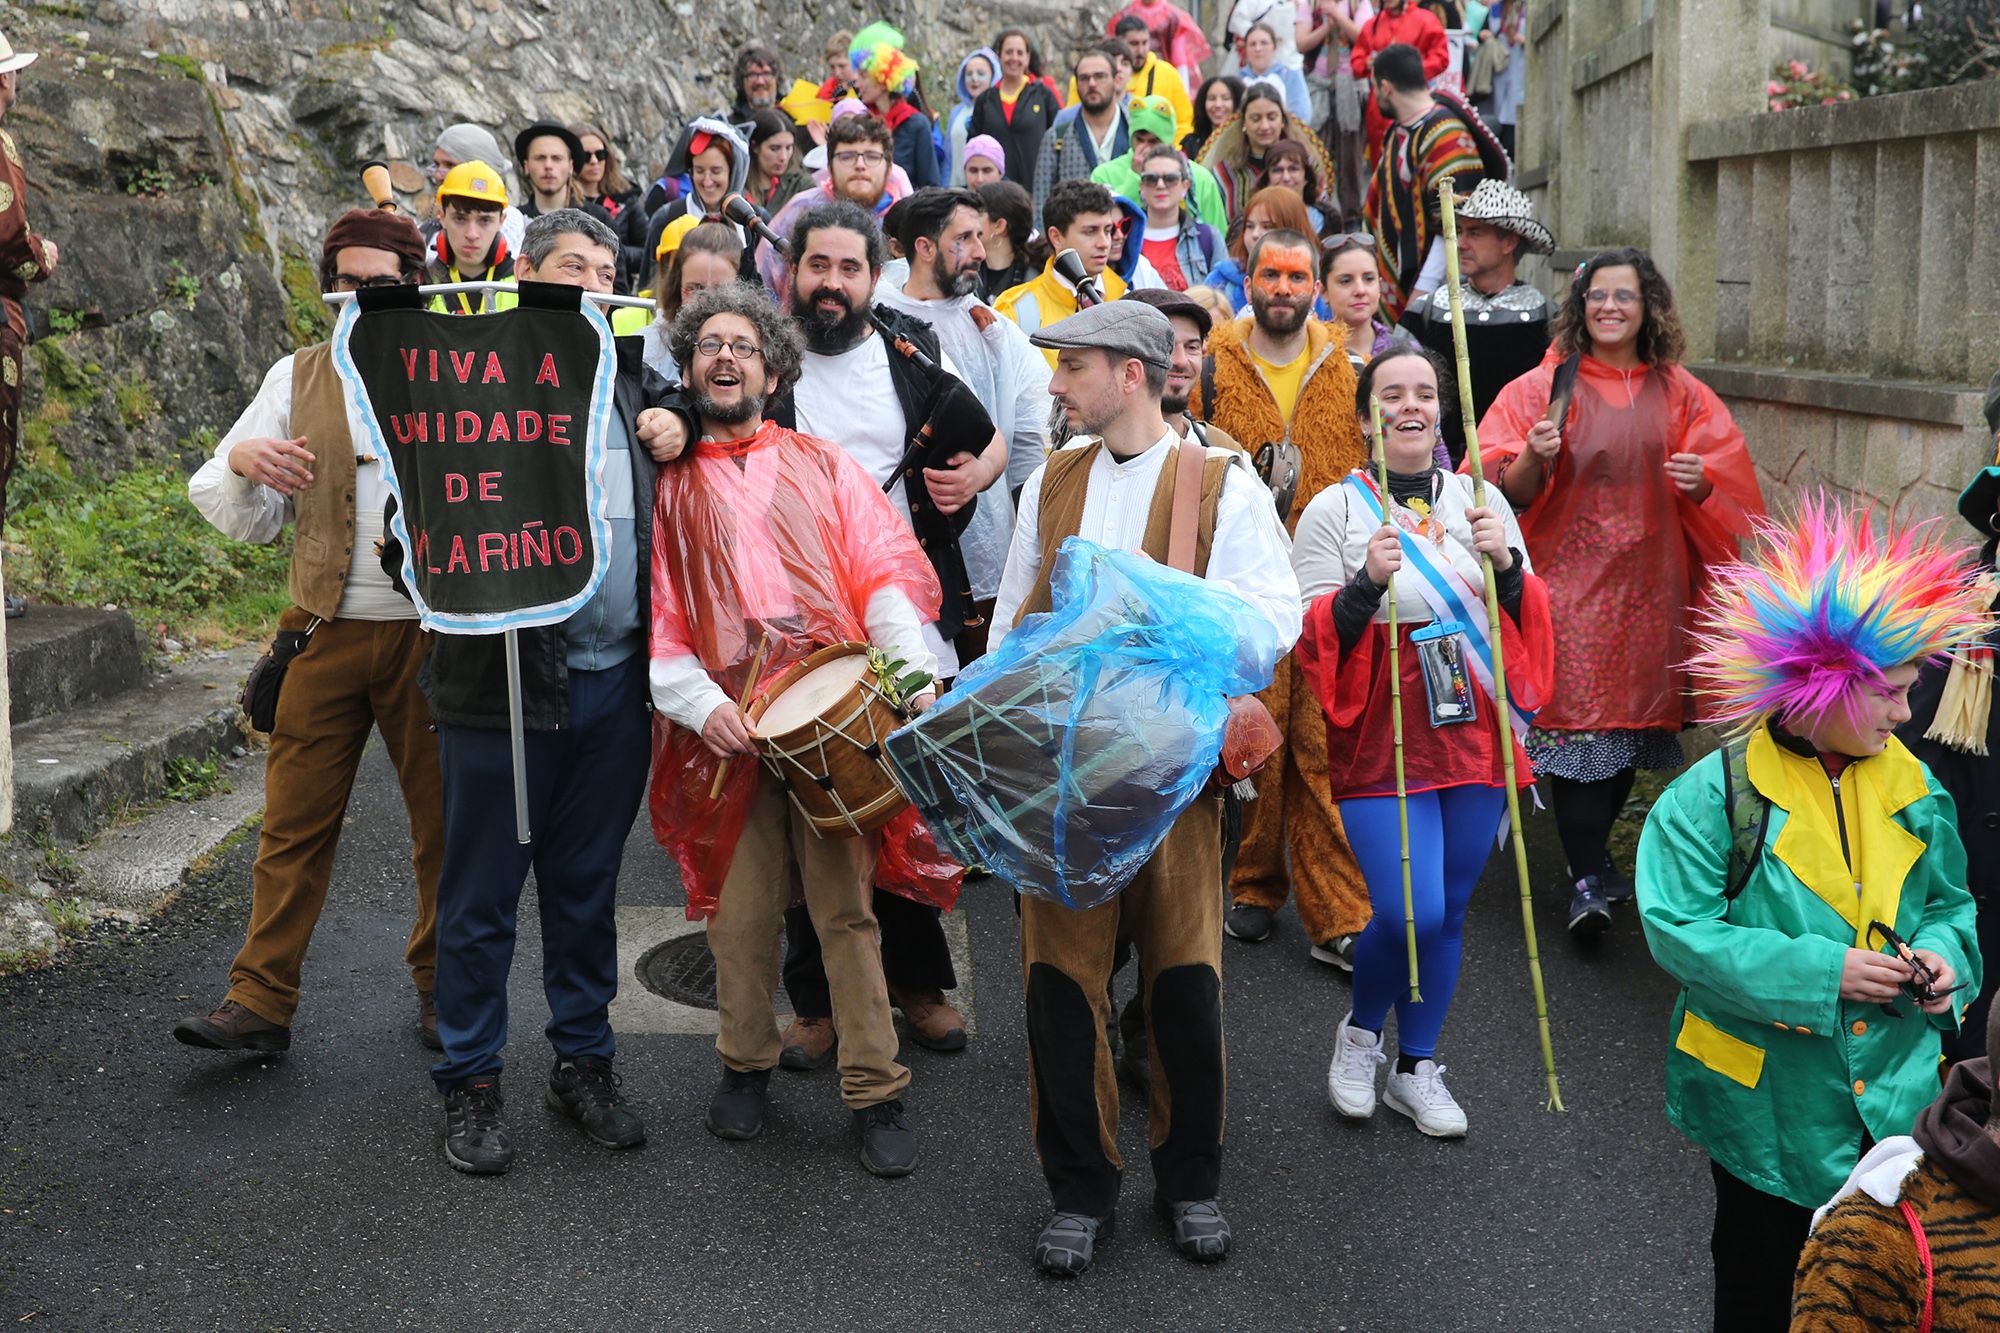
<box><xmin>179</xmin><ymin>210</ymin><xmax>442</xmax><ymax>1054</ymax></box>
<box><xmin>990</xmin><ymin>302</ymin><xmax>1301</xmax><ymax>1276</ymax></box>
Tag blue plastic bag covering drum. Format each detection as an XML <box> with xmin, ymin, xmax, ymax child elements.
<box><xmin>885</xmin><ymin>536</ymin><xmax>1281</xmax><ymax>910</ymax></box>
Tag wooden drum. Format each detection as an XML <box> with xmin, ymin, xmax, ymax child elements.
<box><xmin>746</xmin><ymin>642</ymin><xmax>911</xmax><ymax>838</ymax></box>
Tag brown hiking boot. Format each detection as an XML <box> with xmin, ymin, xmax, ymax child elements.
<box><xmin>417</xmin><ymin>989</ymin><xmax>442</xmax><ymax>1051</ymax></box>
<box><xmin>779</xmin><ymin>1015</ymin><xmax>836</xmax><ymax>1071</ymax></box>
<box><xmin>172</xmin><ymin>999</ymin><xmax>291</xmax><ymax>1053</ymax></box>
<box><xmin>891</xmin><ymin>987</ymin><xmax>967</xmax><ymax>1053</ymax></box>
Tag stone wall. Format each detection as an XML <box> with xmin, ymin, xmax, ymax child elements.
<box><xmin>4</xmin><ymin>0</ymin><xmax>1109</xmax><ymax>477</ymax></box>
<box><xmin>1522</xmin><ymin>0</ymin><xmax>1995</xmax><ymax>524</ymax></box>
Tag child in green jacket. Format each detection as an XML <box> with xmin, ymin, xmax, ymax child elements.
<box><xmin>1637</xmin><ymin>501</ymin><xmax>1988</xmax><ymax>1331</ymax></box>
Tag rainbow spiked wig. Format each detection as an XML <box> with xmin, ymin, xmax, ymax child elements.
<box><xmin>1688</xmin><ymin>497</ymin><xmax>1993</xmax><ymax>729</ymax></box>
<box><xmin>853</xmin><ymin>42</ymin><xmax>920</xmax><ymax>93</ymax></box>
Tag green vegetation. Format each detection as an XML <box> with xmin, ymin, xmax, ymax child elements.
<box><xmin>1607</xmin><ymin>768</ymin><xmax>1673</xmax><ymax>874</ymax></box>
<box><xmin>165</xmin><ymin>260</ymin><xmax>201</xmax><ymax>310</ymax></box>
<box><xmin>155</xmin><ymin>53</ymin><xmax>205</xmax><ymax>81</ymax></box>
<box><xmin>165</xmin><ymin>753</ymin><xmax>230</xmax><ymax>803</ymax></box>
<box><xmin>281</xmin><ymin>251</ymin><xmax>330</xmax><ymax>347</ymax></box>
<box><xmin>123</xmin><ymin>166</ymin><xmax>173</xmax><ymax>198</ymax></box>
<box><xmin>46</xmin><ymin>896</ymin><xmax>91</xmax><ymax>937</ymax></box>
<box><xmin>112</xmin><ymin>371</ymin><xmax>157</xmax><ymax>427</ymax></box>
<box><xmin>45</xmin><ymin>308</ymin><xmax>84</xmax><ymax>335</ymax></box>
<box><xmin>5</xmin><ymin>444</ymin><xmax>292</xmax><ymax>649</ymax></box>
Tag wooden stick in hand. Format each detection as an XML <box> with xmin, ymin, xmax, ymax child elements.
<box><xmin>709</xmin><ymin>636</ymin><xmax>771</xmax><ymax>800</ymax></box>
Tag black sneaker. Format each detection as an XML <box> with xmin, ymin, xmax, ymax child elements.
<box><xmin>1599</xmin><ymin>864</ymin><xmax>1637</xmax><ymax>904</ymax></box>
<box><xmin>1223</xmin><ymin>902</ymin><xmax>1273</xmax><ymax>942</ymax></box>
<box><xmin>547</xmin><ymin>1055</ymin><xmax>646</xmax><ymax>1149</ymax></box>
<box><xmin>1567</xmin><ymin>875</ymin><xmax>1613</xmax><ymax>940</ymax></box>
<box><xmin>1035</xmin><ymin>1210</ymin><xmax>1114</xmax><ymax>1277</ymax></box>
<box><xmin>1156</xmin><ymin>1195</ymin><xmax>1232</xmax><ymax>1262</ymax></box>
<box><xmin>705</xmin><ymin>1067</ymin><xmax>769</xmax><ymax>1140</ymax></box>
<box><xmin>1310</xmin><ymin>934</ymin><xmax>1357</xmax><ymax>972</ymax></box>
<box><xmin>854</xmin><ymin>1098</ymin><xmax>917</xmax><ymax>1177</ymax></box>
<box><xmin>443</xmin><ymin>1078</ymin><xmax>514</xmax><ymax>1175</ymax></box>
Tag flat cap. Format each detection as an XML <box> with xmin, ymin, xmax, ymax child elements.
<box><xmin>1029</xmin><ymin>301</ymin><xmax>1173</xmax><ymax>369</ymax></box>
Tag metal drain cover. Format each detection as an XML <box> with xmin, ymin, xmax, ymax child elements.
<box><xmin>636</xmin><ymin>931</ymin><xmax>790</xmax><ymax>1012</ymax></box>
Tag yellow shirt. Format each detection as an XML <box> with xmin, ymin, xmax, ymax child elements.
<box><xmin>1249</xmin><ymin>342</ymin><xmax>1310</xmax><ymax>428</ymax></box>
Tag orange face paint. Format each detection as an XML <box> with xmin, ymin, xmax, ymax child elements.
<box><xmin>1250</xmin><ymin>242</ymin><xmax>1317</xmax><ymax>301</ymax></box>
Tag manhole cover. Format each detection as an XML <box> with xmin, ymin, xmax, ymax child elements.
<box><xmin>636</xmin><ymin>931</ymin><xmax>791</xmax><ymax>1012</ymax></box>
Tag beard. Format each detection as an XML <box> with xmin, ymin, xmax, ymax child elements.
<box><xmin>691</xmin><ymin>386</ymin><xmax>764</xmax><ymax>425</ymax></box>
<box><xmin>931</xmin><ymin>253</ymin><xmax>978</xmax><ymax>299</ymax></box>
<box><xmin>1161</xmin><ymin>387</ymin><xmax>1190</xmax><ymax>416</ymax></box>
<box><xmin>1252</xmin><ymin>293</ymin><xmax>1311</xmax><ymax>336</ymax></box>
<box><xmin>795</xmin><ymin>285</ymin><xmax>871</xmax><ymax>352</ymax></box>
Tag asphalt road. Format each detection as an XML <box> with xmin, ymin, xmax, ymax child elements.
<box><xmin>0</xmin><ymin>744</ymin><xmax>1712</xmax><ymax>1331</ymax></box>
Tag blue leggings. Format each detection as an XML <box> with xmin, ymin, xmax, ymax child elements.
<box><xmin>1338</xmin><ymin>785</ymin><xmax>1507</xmax><ymax>1059</ymax></box>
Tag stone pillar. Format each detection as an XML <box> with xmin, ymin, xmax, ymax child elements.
<box><xmin>1649</xmin><ymin>0</ymin><xmax>1771</xmax><ymax>362</ymax></box>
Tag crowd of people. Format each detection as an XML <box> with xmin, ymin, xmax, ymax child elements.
<box><xmin>0</xmin><ymin>7</ymin><xmax>1955</xmax><ymax>1320</ymax></box>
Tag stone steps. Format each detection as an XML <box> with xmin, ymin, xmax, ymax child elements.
<box><xmin>4</xmin><ymin>604</ymin><xmax>145</xmax><ymax>727</ymax></box>
<box><xmin>9</xmin><ymin>645</ymin><xmax>257</xmax><ymax>845</ymax></box>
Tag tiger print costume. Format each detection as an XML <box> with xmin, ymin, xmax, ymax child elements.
<box><xmin>1793</xmin><ymin>1059</ymin><xmax>2000</xmax><ymax>1331</ymax></box>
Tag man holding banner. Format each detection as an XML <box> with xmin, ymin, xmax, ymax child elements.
<box><xmin>179</xmin><ymin>209</ymin><xmax>442</xmax><ymax>1058</ymax></box>
<box><xmin>347</xmin><ymin>208</ymin><xmax>678</xmax><ymax>1176</ymax></box>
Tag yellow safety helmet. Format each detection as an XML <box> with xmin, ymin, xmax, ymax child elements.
<box><xmin>436</xmin><ymin>160</ymin><xmax>509</xmax><ymax>210</ymax></box>
<box><xmin>654</xmin><ymin>211</ymin><xmax>703</xmax><ymax>263</ymax></box>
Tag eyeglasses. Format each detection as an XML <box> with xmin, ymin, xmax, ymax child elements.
<box><xmin>332</xmin><ymin>273</ymin><xmax>411</xmax><ymax>292</ymax></box>
<box><xmin>832</xmin><ymin>150</ymin><xmax>889</xmax><ymax>167</ymax></box>
<box><xmin>1076</xmin><ymin>71</ymin><xmax>1114</xmax><ymax>83</ymax></box>
<box><xmin>580</xmin><ymin>148</ymin><xmax>608</xmax><ymax>162</ymax></box>
<box><xmin>1584</xmin><ymin>288</ymin><xmax>1641</xmax><ymax>308</ymax></box>
<box><xmin>1139</xmin><ymin>173</ymin><xmax>1186</xmax><ymax>188</ymax></box>
<box><xmin>1325</xmin><ymin>230</ymin><xmax>1376</xmax><ymax>248</ymax></box>
<box><xmin>695</xmin><ymin>336</ymin><xmax>764</xmax><ymax>360</ymax></box>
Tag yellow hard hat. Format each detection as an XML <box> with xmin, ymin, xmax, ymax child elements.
<box><xmin>436</xmin><ymin>160</ymin><xmax>509</xmax><ymax>210</ymax></box>
<box><xmin>655</xmin><ymin>211</ymin><xmax>703</xmax><ymax>262</ymax></box>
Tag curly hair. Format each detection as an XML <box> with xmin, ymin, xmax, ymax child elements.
<box><xmin>1552</xmin><ymin>246</ymin><xmax>1687</xmax><ymax>366</ymax></box>
<box><xmin>668</xmin><ymin>281</ymin><xmax>805</xmax><ymax>400</ymax></box>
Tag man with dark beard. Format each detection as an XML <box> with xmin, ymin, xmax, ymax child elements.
<box><xmin>761</xmin><ymin>199</ymin><xmax>1007</xmax><ymax>1072</ymax></box>
<box><xmin>1188</xmin><ymin>227</ymin><xmax>1373</xmax><ymax>972</ymax></box>
<box><xmin>646</xmin><ymin>281</ymin><xmax>943</xmax><ymax>1179</ymax></box>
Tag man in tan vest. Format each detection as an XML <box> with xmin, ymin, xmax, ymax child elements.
<box><xmin>179</xmin><ymin>210</ymin><xmax>442</xmax><ymax>1054</ymax></box>
<box><xmin>990</xmin><ymin>302</ymin><xmax>1300</xmax><ymax>1276</ymax></box>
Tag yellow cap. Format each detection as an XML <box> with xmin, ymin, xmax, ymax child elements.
<box><xmin>655</xmin><ymin>212</ymin><xmax>703</xmax><ymax>262</ymax></box>
<box><xmin>436</xmin><ymin>160</ymin><xmax>509</xmax><ymax>210</ymax></box>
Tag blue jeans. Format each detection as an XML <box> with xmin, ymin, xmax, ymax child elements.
<box><xmin>428</xmin><ymin>655</ymin><xmax>649</xmax><ymax>1092</ymax></box>
<box><xmin>1338</xmin><ymin>785</ymin><xmax>1507</xmax><ymax>1059</ymax></box>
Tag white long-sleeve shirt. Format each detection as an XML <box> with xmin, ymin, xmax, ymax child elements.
<box><xmin>186</xmin><ymin>353</ymin><xmax>414</xmax><ymax>622</ymax></box>
<box><xmin>991</xmin><ymin>430</ymin><xmax>1302</xmax><ymax>668</ymax></box>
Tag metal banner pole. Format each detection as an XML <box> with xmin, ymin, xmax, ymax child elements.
<box><xmin>504</xmin><ymin>629</ymin><xmax>531</xmax><ymax>844</ymax></box>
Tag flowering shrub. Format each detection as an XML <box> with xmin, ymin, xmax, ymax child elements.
<box><xmin>1851</xmin><ymin>2</ymin><xmax>2000</xmax><ymax>98</ymax></box>
<box><xmin>1766</xmin><ymin>58</ymin><xmax>1855</xmax><ymax>111</ymax></box>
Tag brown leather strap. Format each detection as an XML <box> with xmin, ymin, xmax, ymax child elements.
<box><xmin>1166</xmin><ymin>440</ymin><xmax>1205</xmax><ymax>573</ymax></box>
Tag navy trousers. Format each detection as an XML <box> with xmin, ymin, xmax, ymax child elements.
<box><xmin>428</xmin><ymin>656</ymin><xmax>650</xmax><ymax>1093</ymax></box>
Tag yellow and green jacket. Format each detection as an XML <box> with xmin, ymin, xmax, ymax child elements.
<box><xmin>433</xmin><ymin>277</ymin><xmax>651</xmax><ymax>335</ymax></box>
<box><xmin>1637</xmin><ymin>724</ymin><xmax>1983</xmax><ymax>1209</ymax></box>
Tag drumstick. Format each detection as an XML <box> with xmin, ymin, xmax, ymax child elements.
<box><xmin>709</xmin><ymin>635</ymin><xmax>771</xmax><ymax>800</ymax></box>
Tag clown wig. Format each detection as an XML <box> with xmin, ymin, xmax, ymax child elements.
<box><xmin>853</xmin><ymin>42</ymin><xmax>920</xmax><ymax>94</ymax></box>
<box><xmin>1688</xmin><ymin>497</ymin><xmax>1993</xmax><ymax>731</ymax></box>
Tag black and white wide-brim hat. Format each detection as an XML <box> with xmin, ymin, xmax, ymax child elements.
<box><xmin>1455</xmin><ymin>178</ymin><xmax>1555</xmax><ymax>256</ymax></box>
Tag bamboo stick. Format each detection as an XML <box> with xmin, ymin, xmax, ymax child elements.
<box><xmin>1370</xmin><ymin>396</ymin><xmax>1423</xmax><ymax>1004</ymax></box>
<box><xmin>1438</xmin><ymin>178</ymin><xmax>1565</xmax><ymax>1111</ymax></box>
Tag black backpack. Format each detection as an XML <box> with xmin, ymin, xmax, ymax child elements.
<box><xmin>1716</xmin><ymin>735</ymin><xmax>1771</xmax><ymax>902</ymax></box>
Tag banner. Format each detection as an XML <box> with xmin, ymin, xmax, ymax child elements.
<box><xmin>330</xmin><ymin>290</ymin><xmax>618</xmax><ymax>633</ymax></box>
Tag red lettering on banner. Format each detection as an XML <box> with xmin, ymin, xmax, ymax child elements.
<box><xmin>535</xmin><ymin>354</ymin><xmax>560</xmax><ymax>388</ymax></box>
<box><xmin>487</xmin><ymin>411</ymin><xmax>512</xmax><ymax>443</ymax></box>
<box><xmin>477</xmin><ymin>473</ymin><xmax>502</xmax><ymax>501</ymax></box>
<box><xmin>414</xmin><ymin>530</ymin><xmax>434</xmax><ymax>572</ymax></box>
<box><xmin>455</xmin><ymin>410</ymin><xmax>482</xmax><ymax>443</ymax></box>
<box><xmin>478</xmin><ymin>532</ymin><xmax>510</xmax><ymax>571</ymax></box>
<box><xmin>547</xmin><ymin>414</ymin><xmax>571</xmax><ymax>446</ymax></box>
<box><xmin>553</xmin><ymin>526</ymin><xmax>583</xmax><ymax>565</ymax></box>
<box><xmin>444</xmin><ymin>473</ymin><xmax>469</xmax><ymax>503</ymax></box>
<box><xmin>449</xmin><ymin>349</ymin><xmax>475</xmax><ymax>383</ymax></box>
<box><xmin>428</xmin><ymin>349</ymin><xmax>440</xmax><ymax>381</ymax></box>
<box><xmin>515</xmin><ymin>412</ymin><xmax>543</xmax><ymax>442</ymax></box>
<box><xmin>400</xmin><ymin>348</ymin><xmax>419</xmax><ymax>380</ymax></box>
<box><xmin>483</xmin><ymin>351</ymin><xmax>506</xmax><ymax>385</ymax></box>
<box><xmin>390</xmin><ymin>412</ymin><xmax>426</xmax><ymax>444</ymax></box>
<box><xmin>520</xmin><ymin>522</ymin><xmax>550</xmax><ymax>566</ymax></box>
<box><xmin>445</xmin><ymin>536</ymin><xmax>470</xmax><ymax>574</ymax></box>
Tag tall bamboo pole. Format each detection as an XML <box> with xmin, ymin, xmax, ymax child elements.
<box><xmin>1370</xmin><ymin>396</ymin><xmax>1423</xmax><ymax>1004</ymax></box>
<box><xmin>1438</xmin><ymin>178</ymin><xmax>1565</xmax><ymax>1111</ymax></box>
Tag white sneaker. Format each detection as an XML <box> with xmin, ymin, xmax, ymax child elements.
<box><xmin>1384</xmin><ymin>1059</ymin><xmax>1468</xmax><ymax>1138</ymax></box>
<box><xmin>1326</xmin><ymin>1012</ymin><xmax>1385</xmax><ymax>1119</ymax></box>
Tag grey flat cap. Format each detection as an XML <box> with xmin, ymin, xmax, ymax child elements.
<box><xmin>1029</xmin><ymin>301</ymin><xmax>1174</xmax><ymax>369</ymax></box>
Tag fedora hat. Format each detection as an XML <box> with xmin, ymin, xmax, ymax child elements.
<box><xmin>1456</xmin><ymin>178</ymin><xmax>1554</xmax><ymax>255</ymax></box>
<box><xmin>0</xmin><ymin>33</ymin><xmax>39</xmax><ymax>78</ymax></box>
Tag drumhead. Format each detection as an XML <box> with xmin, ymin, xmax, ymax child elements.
<box><xmin>753</xmin><ymin>654</ymin><xmax>870</xmax><ymax>737</ymax></box>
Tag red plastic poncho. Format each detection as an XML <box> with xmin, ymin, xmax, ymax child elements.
<box><xmin>647</xmin><ymin>421</ymin><xmax>960</xmax><ymax>918</ymax></box>
<box><xmin>1471</xmin><ymin>352</ymin><xmax>1765</xmax><ymax>731</ymax></box>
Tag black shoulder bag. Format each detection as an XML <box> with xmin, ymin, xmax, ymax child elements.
<box><xmin>241</xmin><ymin>617</ymin><xmax>321</xmax><ymax>733</ymax></box>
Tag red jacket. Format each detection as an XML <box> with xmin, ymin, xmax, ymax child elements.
<box><xmin>1351</xmin><ymin>5</ymin><xmax>1451</xmax><ymax>164</ymax></box>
